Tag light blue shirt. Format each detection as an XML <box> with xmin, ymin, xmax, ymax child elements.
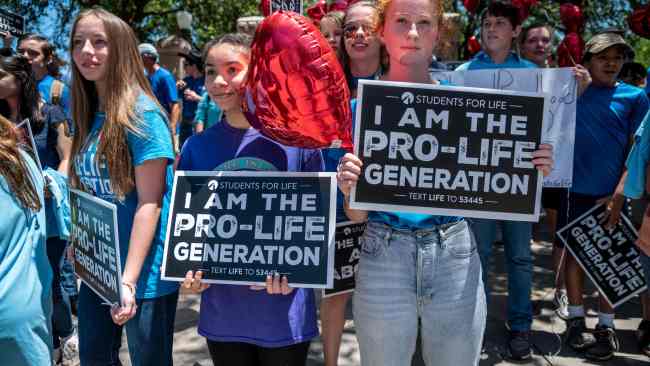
<box><xmin>0</xmin><ymin>151</ymin><xmax>52</xmax><ymax>365</ymax></box>
<box><xmin>74</xmin><ymin>94</ymin><xmax>178</xmax><ymax>298</ymax></box>
<box><xmin>193</xmin><ymin>92</ymin><xmax>222</xmax><ymax>129</ymax></box>
<box><xmin>455</xmin><ymin>51</ymin><xmax>537</xmax><ymax>71</ymax></box>
<box><xmin>625</xmin><ymin>110</ymin><xmax>650</xmax><ymax>198</ymax></box>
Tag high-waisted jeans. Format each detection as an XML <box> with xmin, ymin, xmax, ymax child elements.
<box><xmin>353</xmin><ymin>220</ymin><xmax>486</xmax><ymax>366</ymax></box>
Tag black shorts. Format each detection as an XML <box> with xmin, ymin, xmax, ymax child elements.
<box><xmin>554</xmin><ymin>192</ymin><xmax>606</xmax><ymax>248</ymax></box>
<box><xmin>542</xmin><ymin>187</ymin><xmax>568</xmax><ymax>211</ymax></box>
<box><xmin>207</xmin><ymin>340</ymin><xmax>310</xmax><ymax>366</ymax></box>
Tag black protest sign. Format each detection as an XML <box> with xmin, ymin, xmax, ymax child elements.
<box><xmin>323</xmin><ymin>221</ymin><xmax>366</xmax><ymax>298</ymax></box>
<box><xmin>270</xmin><ymin>0</ymin><xmax>302</xmax><ymax>14</ymax></box>
<box><xmin>557</xmin><ymin>203</ymin><xmax>647</xmax><ymax>308</ymax></box>
<box><xmin>350</xmin><ymin>80</ymin><xmax>546</xmax><ymax>222</ymax></box>
<box><xmin>70</xmin><ymin>189</ymin><xmax>123</xmax><ymax>305</ymax></box>
<box><xmin>162</xmin><ymin>171</ymin><xmax>337</xmax><ymax>288</ymax></box>
<box><xmin>0</xmin><ymin>9</ymin><xmax>24</xmax><ymax>37</ymax></box>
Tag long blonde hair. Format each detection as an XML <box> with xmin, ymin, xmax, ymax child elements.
<box><xmin>0</xmin><ymin>114</ymin><xmax>41</xmax><ymax>211</ymax></box>
<box><xmin>69</xmin><ymin>7</ymin><xmax>162</xmax><ymax>199</ymax></box>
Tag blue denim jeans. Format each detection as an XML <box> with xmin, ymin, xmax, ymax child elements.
<box><xmin>46</xmin><ymin>236</ymin><xmax>74</xmax><ymax>348</ymax></box>
<box><xmin>78</xmin><ymin>284</ymin><xmax>179</xmax><ymax>366</ymax></box>
<box><xmin>471</xmin><ymin>219</ymin><xmax>532</xmax><ymax>332</ymax></box>
<box><xmin>353</xmin><ymin>220</ymin><xmax>486</xmax><ymax>366</ymax></box>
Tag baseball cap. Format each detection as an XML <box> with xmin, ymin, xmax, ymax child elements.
<box><xmin>584</xmin><ymin>31</ymin><xmax>635</xmax><ymax>60</ymax></box>
<box><xmin>178</xmin><ymin>49</ymin><xmax>202</xmax><ymax>66</ymax></box>
<box><xmin>138</xmin><ymin>43</ymin><xmax>159</xmax><ymax>61</ymax></box>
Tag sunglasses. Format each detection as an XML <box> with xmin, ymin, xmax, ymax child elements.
<box><xmin>343</xmin><ymin>23</ymin><xmax>375</xmax><ymax>39</ymax></box>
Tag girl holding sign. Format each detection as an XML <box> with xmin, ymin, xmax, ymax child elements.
<box><xmin>68</xmin><ymin>8</ymin><xmax>179</xmax><ymax>366</ymax></box>
<box><xmin>180</xmin><ymin>34</ymin><xmax>324</xmax><ymax>366</ymax></box>
<box><xmin>335</xmin><ymin>0</ymin><xmax>554</xmax><ymax>364</ymax></box>
<box><xmin>0</xmin><ymin>114</ymin><xmax>52</xmax><ymax>366</ymax></box>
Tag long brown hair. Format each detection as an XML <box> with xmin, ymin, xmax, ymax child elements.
<box><xmin>0</xmin><ymin>114</ymin><xmax>41</xmax><ymax>211</ymax></box>
<box><xmin>69</xmin><ymin>7</ymin><xmax>161</xmax><ymax>199</ymax></box>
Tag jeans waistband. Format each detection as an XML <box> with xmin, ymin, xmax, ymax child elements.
<box><xmin>367</xmin><ymin>219</ymin><xmax>467</xmax><ymax>241</ymax></box>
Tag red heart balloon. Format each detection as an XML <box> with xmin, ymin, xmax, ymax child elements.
<box><xmin>467</xmin><ymin>35</ymin><xmax>481</xmax><ymax>55</ymax></box>
<box><xmin>557</xmin><ymin>32</ymin><xmax>584</xmax><ymax>67</ymax></box>
<box><xmin>560</xmin><ymin>3</ymin><xmax>584</xmax><ymax>33</ymax></box>
<box><xmin>629</xmin><ymin>4</ymin><xmax>650</xmax><ymax>39</ymax></box>
<box><xmin>245</xmin><ymin>11</ymin><xmax>352</xmax><ymax>150</ymax></box>
<box><xmin>307</xmin><ymin>0</ymin><xmax>328</xmax><ymax>23</ymax></box>
<box><xmin>260</xmin><ymin>0</ymin><xmax>271</xmax><ymax>17</ymax></box>
<box><xmin>463</xmin><ymin>0</ymin><xmax>480</xmax><ymax>14</ymax></box>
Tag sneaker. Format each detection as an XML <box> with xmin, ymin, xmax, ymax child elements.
<box><xmin>61</xmin><ymin>331</ymin><xmax>79</xmax><ymax>366</ymax></box>
<box><xmin>585</xmin><ymin>324</ymin><xmax>619</xmax><ymax>361</ymax></box>
<box><xmin>553</xmin><ymin>289</ymin><xmax>569</xmax><ymax>320</ymax></box>
<box><xmin>506</xmin><ymin>330</ymin><xmax>532</xmax><ymax>361</ymax></box>
<box><xmin>637</xmin><ymin>320</ymin><xmax>650</xmax><ymax>357</ymax></box>
<box><xmin>565</xmin><ymin>317</ymin><xmax>596</xmax><ymax>351</ymax></box>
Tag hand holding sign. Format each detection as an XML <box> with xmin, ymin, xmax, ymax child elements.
<box><xmin>183</xmin><ymin>270</ymin><xmax>210</xmax><ymax>293</ymax></box>
<box><xmin>532</xmin><ymin>143</ymin><xmax>554</xmax><ymax>177</ymax></box>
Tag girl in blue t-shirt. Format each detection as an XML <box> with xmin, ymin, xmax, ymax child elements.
<box><xmin>182</xmin><ymin>34</ymin><xmax>323</xmax><ymax>366</ymax></box>
<box><xmin>336</xmin><ymin>0</ymin><xmax>554</xmax><ymax>364</ymax></box>
<box><xmin>0</xmin><ymin>114</ymin><xmax>52</xmax><ymax>366</ymax></box>
<box><xmin>68</xmin><ymin>8</ymin><xmax>178</xmax><ymax>366</ymax></box>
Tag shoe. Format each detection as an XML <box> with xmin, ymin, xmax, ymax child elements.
<box><xmin>553</xmin><ymin>289</ymin><xmax>569</xmax><ymax>320</ymax></box>
<box><xmin>506</xmin><ymin>330</ymin><xmax>532</xmax><ymax>361</ymax></box>
<box><xmin>637</xmin><ymin>320</ymin><xmax>650</xmax><ymax>357</ymax></box>
<box><xmin>61</xmin><ymin>331</ymin><xmax>79</xmax><ymax>366</ymax></box>
<box><xmin>565</xmin><ymin>317</ymin><xmax>596</xmax><ymax>351</ymax></box>
<box><xmin>585</xmin><ymin>324</ymin><xmax>619</xmax><ymax>361</ymax></box>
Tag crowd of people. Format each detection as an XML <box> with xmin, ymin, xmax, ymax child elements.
<box><xmin>2</xmin><ymin>0</ymin><xmax>650</xmax><ymax>365</ymax></box>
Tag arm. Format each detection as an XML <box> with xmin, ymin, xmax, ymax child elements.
<box><xmin>573</xmin><ymin>65</ymin><xmax>591</xmax><ymax>97</ymax></box>
<box><xmin>193</xmin><ymin>93</ymin><xmax>208</xmax><ymax>133</ymax></box>
<box><xmin>638</xmin><ymin>167</ymin><xmax>650</xmax><ymax>255</ymax></box>
<box><xmin>55</xmin><ymin>123</ymin><xmax>72</xmax><ymax>176</ymax></box>
<box><xmin>169</xmin><ymin>102</ymin><xmax>181</xmax><ymax>152</ymax></box>
<box><xmin>112</xmin><ymin>158</ymin><xmax>167</xmax><ymax>324</ymax></box>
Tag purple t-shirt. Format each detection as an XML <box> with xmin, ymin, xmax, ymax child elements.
<box><xmin>178</xmin><ymin>118</ymin><xmax>323</xmax><ymax>347</ymax></box>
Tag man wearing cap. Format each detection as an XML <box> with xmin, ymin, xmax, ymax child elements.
<box><xmin>139</xmin><ymin>43</ymin><xmax>181</xmax><ymax>151</ymax></box>
<box><xmin>559</xmin><ymin>30</ymin><xmax>649</xmax><ymax>361</ymax></box>
<box><xmin>176</xmin><ymin>50</ymin><xmax>205</xmax><ymax>148</ymax></box>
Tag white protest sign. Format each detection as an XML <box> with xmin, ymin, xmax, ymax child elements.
<box><xmin>431</xmin><ymin>68</ymin><xmax>576</xmax><ymax>188</ymax></box>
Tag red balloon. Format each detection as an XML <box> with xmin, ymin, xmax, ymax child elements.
<box><xmin>259</xmin><ymin>0</ymin><xmax>271</xmax><ymax>17</ymax></box>
<box><xmin>329</xmin><ymin>0</ymin><xmax>349</xmax><ymax>12</ymax></box>
<box><xmin>557</xmin><ymin>32</ymin><xmax>584</xmax><ymax>67</ymax></box>
<box><xmin>307</xmin><ymin>0</ymin><xmax>328</xmax><ymax>23</ymax></box>
<box><xmin>245</xmin><ymin>11</ymin><xmax>352</xmax><ymax>150</ymax></box>
<box><xmin>467</xmin><ymin>35</ymin><xmax>481</xmax><ymax>55</ymax></box>
<box><xmin>560</xmin><ymin>3</ymin><xmax>584</xmax><ymax>33</ymax></box>
<box><xmin>463</xmin><ymin>0</ymin><xmax>480</xmax><ymax>14</ymax></box>
<box><xmin>629</xmin><ymin>4</ymin><xmax>650</xmax><ymax>39</ymax></box>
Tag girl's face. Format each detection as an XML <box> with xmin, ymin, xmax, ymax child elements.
<box><xmin>520</xmin><ymin>26</ymin><xmax>551</xmax><ymax>66</ymax></box>
<box><xmin>17</xmin><ymin>39</ymin><xmax>48</xmax><ymax>76</ymax></box>
<box><xmin>586</xmin><ymin>46</ymin><xmax>625</xmax><ymax>87</ymax></box>
<box><xmin>379</xmin><ymin>0</ymin><xmax>439</xmax><ymax>68</ymax></box>
<box><xmin>320</xmin><ymin>17</ymin><xmax>343</xmax><ymax>56</ymax></box>
<box><xmin>481</xmin><ymin>15</ymin><xmax>519</xmax><ymax>55</ymax></box>
<box><xmin>0</xmin><ymin>70</ymin><xmax>18</xmax><ymax>99</ymax></box>
<box><xmin>204</xmin><ymin>44</ymin><xmax>249</xmax><ymax>113</ymax></box>
<box><xmin>72</xmin><ymin>15</ymin><xmax>110</xmax><ymax>83</ymax></box>
<box><xmin>343</xmin><ymin>5</ymin><xmax>382</xmax><ymax>63</ymax></box>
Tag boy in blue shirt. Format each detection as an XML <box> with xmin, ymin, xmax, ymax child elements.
<box><xmin>456</xmin><ymin>2</ymin><xmax>537</xmax><ymax>360</ymax></box>
<box><xmin>139</xmin><ymin>43</ymin><xmax>181</xmax><ymax>152</ymax></box>
<box><xmin>177</xmin><ymin>50</ymin><xmax>205</xmax><ymax>149</ymax></box>
<box><xmin>559</xmin><ymin>31</ymin><xmax>649</xmax><ymax>361</ymax></box>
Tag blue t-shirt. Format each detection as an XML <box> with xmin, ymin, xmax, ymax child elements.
<box><xmin>38</xmin><ymin>75</ymin><xmax>71</xmax><ymax>117</ymax></box>
<box><xmin>193</xmin><ymin>92</ymin><xmax>223</xmax><ymax>129</ymax></box>
<box><xmin>147</xmin><ymin>67</ymin><xmax>179</xmax><ymax>114</ymax></box>
<box><xmin>73</xmin><ymin>94</ymin><xmax>178</xmax><ymax>299</ymax></box>
<box><xmin>178</xmin><ymin>118</ymin><xmax>323</xmax><ymax>347</ymax></box>
<box><xmin>625</xmin><ymin>110</ymin><xmax>650</xmax><ymax>199</ymax></box>
<box><xmin>30</xmin><ymin>103</ymin><xmax>68</xmax><ymax>170</ymax></box>
<box><xmin>573</xmin><ymin>83</ymin><xmax>650</xmax><ymax>196</ymax></box>
<box><xmin>181</xmin><ymin>75</ymin><xmax>205</xmax><ymax>120</ymax></box>
<box><xmin>0</xmin><ymin>150</ymin><xmax>52</xmax><ymax>366</ymax></box>
<box><xmin>455</xmin><ymin>51</ymin><xmax>537</xmax><ymax>71</ymax></box>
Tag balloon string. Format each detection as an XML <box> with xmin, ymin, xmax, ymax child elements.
<box><xmin>560</xmin><ymin>39</ymin><xmax>577</xmax><ymax>66</ymax></box>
